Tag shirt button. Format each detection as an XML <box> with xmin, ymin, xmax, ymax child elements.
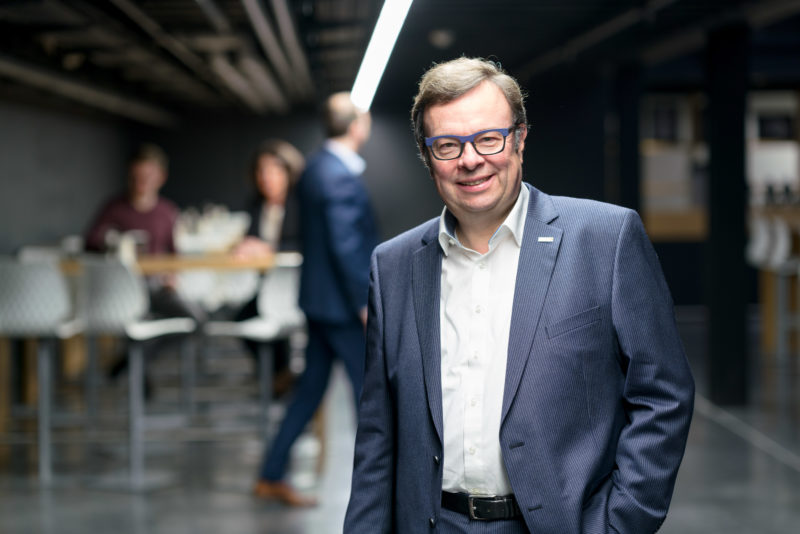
<box><xmin>448</xmin><ymin>239</ymin><xmax>455</xmax><ymax>246</ymax></box>
<box><xmin>470</xmin><ymin>397</ymin><xmax>477</xmax><ymax>406</ymax></box>
<box><xmin>469</xmin><ymin>446</ymin><xmax>476</xmax><ymax>455</ymax></box>
<box><xmin>475</xmin><ymin>305</ymin><xmax>482</xmax><ymax>314</ymax></box>
<box><xmin>478</xmin><ymin>263</ymin><xmax>487</xmax><ymax>270</ymax></box>
<box><xmin>472</xmin><ymin>351</ymin><xmax>479</xmax><ymax>360</ymax></box>
<box><xmin>429</xmin><ymin>517</ymin><xmax>436</xmax><ymax>528</ymax></box>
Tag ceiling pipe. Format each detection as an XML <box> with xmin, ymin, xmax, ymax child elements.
<box><xmin>747</xmin><ymin>0</ymin><xmax>800</xmax><ymax>29</ymax></box>
<box><xmin>193</xmin><ymin>0</ymin><xmax>287</xmax><ymax>112</ymax></box>
<box><xmin>209</xmin><ymin>53</ymin><xmax>268</xmax><ymax>112</ymax></box>
<box><xmin>269</xmin><ymin>0</ymin><xmax>314</xmax><ymax>97</ymax></box>
<box><xmin>107</xmin><ymin>0</ymin><xmax>235</xmax><ymax>100</ymax></box>
<box><xmin>640</xmin><ymin>0</ymin><xmax>800</xmax><ymax>66</ymax></box>
<box><xmin>194</xmin><ymin>0</ymin><xmax>233</xmax><ymax>33</ymax></box>
<box><xmin>0</xmin><ymin>54</ymin><xmax>179</xmax><ymax>127</ymax></box>
<box><xmin>516</xmin><ymin>0</ymin><xmax>680</xmax><ymax>79</ymax></box>
<box><xmin>239</xmin><ymin>55</ymin><xmax>289</xmax><ymax>112</ymax></box>
<box><xmin>241</xmin><ymin>0</ymin><xmax>298</xmax><ymax>95</ymax></box>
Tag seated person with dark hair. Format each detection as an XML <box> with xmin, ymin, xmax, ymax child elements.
<box><xmin>85</xmin><ymin>143</ymin><xmax>205</xmax><ymax>388</ymax></box>
<box><xmin>232</xmin><ymin>139</ymin><xmax>305</xmax><ymax>397</ymax></box>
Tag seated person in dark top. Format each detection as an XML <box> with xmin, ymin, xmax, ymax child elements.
<box><xmin>231</xmin><ymin>139</ymin><xmax>305</xmax><ymax>396</ymax></box>
<box><xmin>233</xmin><ymin>139</ymin><xmax>305</xmax><ymax>257</ymax></box>
<box><xmin>85</xmin><ymin>143</ymin><xmax>205</xmax><ymax>385</ymax></box>
<box><xmin>85</xmin><ymin>144</ymin><xmax>178</xmax><ymax>257</ymax></box>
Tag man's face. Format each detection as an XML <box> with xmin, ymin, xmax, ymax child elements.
<box><xmin>424</xmin><ymin>81</ymin><xmax>526</xmax><ymax>230</ymax></box>
<box><xmin>128</xmin><ymin>159</ymin><xmax>166</xmax><ymax>199</ymax></box>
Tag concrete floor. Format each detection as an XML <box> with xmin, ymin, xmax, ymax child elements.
<box><xmin>1</xmin><ymin>308</ymin><xmax>799</xmax><ymax>533</ymax></box>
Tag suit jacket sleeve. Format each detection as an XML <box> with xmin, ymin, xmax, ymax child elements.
<box><xmin>591</xmin><ymin>210</ymin><xmax>694</xmax><ymax>533</ymax></box>
<box><xmin>322</xmin><ymin>173</ymin><xmax>375</xmax><ymax>315</ymax></box>
<box><xmin>343</xmin><ymin>250</ymin><xmax>395</xmax><ymax>532</ymax></box>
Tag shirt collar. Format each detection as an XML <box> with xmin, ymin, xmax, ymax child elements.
<box><xmin>324</xmin><ymin>139</ymin><xmax>366</xmax><ymax>176</ymax></box>
<box><xmin>437</xmin><ymin>182</ymin><xmax>529</xmax><ymax>256</ymax></box>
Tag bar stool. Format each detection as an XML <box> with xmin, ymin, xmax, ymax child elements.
<box><xmin>203</xmin><ymin>252</ymin><xmax>306</xmax><ymax>435</ymax></box>
<box><xmin>0</xmin><ymin>257</ymin><xmax>83</xmax><ymax>486</ymax></box>
<box><xmin>76</xmin><ymin>255</ymin><xmax>195</xmax><ymax>491</ymax></box>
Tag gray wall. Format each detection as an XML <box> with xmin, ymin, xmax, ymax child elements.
<box><xmin>0</xmin><ymin>100</ymin><xmax>131</xmax><ymax>254</ymax></box>
<box><xmin>150</xmin><ymin>111</ymin><xmax>443</xmax><ymax>242</ymax></box>
<box><xmin>0</xmin><ymin>74</ymin><xmax>611</xmax><ymax>252</ymax></box>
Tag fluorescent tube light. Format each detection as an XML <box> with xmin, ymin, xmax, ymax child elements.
<box><xmin>351</xmin><ymin>0</ymin><xmax>413</xmax><ymax>111</ymax></box>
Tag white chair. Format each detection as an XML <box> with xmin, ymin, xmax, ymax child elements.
<box><xmin>746</xmin><ymin>215</ymin><xmax>772</xmax><ymax>269</ymax></box>
<box><xmin>76</xmin><ymin>255</ymin><xmax>195</xmax><ymax>491</ymax></box>
<box><xmin>203</xmin><ymin>252</ymin><xmax>305</xmax><ymax>433</ymax></box>
<box><xmin>0</xmin><ymin>257</ymin><xmax>83</xmax><ymax>486</ymax></box>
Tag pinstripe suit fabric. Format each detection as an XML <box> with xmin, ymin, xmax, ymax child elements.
<box><xmin>344</xmin><ymin>183</ymin><xmax>694</xmax><ymax>534</ymax></box>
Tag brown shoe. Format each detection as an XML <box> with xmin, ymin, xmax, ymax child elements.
<box><xmin>253</xmin><ymin>480</ymin><xmax>317</xmax><ymax>507</ymax></box>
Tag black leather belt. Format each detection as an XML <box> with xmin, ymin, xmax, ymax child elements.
<box><xmin>441</xmin><ymin>492</ymin><xmax>522</xmax><ymax>520</ymax></box>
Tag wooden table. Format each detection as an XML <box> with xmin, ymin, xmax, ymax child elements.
<box><xmin>59</xmin><ymin>252</ymin><xmax>276</xmax><ymax>276</ymax></box>
<box><xmin>136</xmin><ymin>252</ymin><xmax>275</xmax><ymax>274</ymax></box>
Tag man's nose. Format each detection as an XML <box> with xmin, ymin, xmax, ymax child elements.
<box><xmin>458</xmin><ymin>142</ymin><xmax>484</xmax><ymax>168</ymax></box>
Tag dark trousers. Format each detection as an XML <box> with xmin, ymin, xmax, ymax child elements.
<box><xmin>260</xmin><ymin>318</ymin><xmax>365</xmax><ymax>481</ymax></box>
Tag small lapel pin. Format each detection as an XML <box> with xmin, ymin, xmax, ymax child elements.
<box><xmin>538</xmin><ymin>237</ymin><xmax>554</xmax><ymax>243</ymax></box>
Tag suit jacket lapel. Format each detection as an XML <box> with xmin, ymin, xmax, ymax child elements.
<box><xmin>502</xmin><ymin>185</ymin><xmax>562</xmax><ymax>424</ymax></box>
<box><xmin>412</xmin><ymin>224</ymin><xmax>444</xmax><ymax>443</ymax></box>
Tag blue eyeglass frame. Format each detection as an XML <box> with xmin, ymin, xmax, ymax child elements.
<box><xmin>424</xmin><ymin>126</ymin><xmax>515</xmax><ymax>160</ymax></box>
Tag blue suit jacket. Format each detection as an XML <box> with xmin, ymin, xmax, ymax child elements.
<box><xmin>297</xmin><ymin>147</ymin><xmax>379</xmax><ymax>324</ymax></box>
<box><xmin>344</xmin><ymin>183</ymin><xmax>694</xmax><ymax>533</ymax></box>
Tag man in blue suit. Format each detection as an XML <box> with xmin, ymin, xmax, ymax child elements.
<box><xmin>254</xmin><ymin>92</ymin><xmax>379</xmax><ymax>506</ymax></box>
<box><xmin>344</xmin><ymin>58</ymin><xmax>694</xmax><ymax>533</ymax></box>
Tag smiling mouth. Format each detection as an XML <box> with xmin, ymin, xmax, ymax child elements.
<box><xmin>458</xmin><ymin>176</ymin><xmax>490</xmax><ymax>186</ymax></box>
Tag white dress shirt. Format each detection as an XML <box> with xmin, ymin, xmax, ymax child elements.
<box><xmin>258</xmin><ymin>203</ymin><xmax>285</xmax><ymax>249</ymax></box>
<box><xmin>324</xmin><ymin>139</ymin><xmax>366</xmax><ymax>176</ymax></box>
<box><xmin>438</xmin><ymin>184</ymin><xmax>529</xmax><ymax>496</ymax></box>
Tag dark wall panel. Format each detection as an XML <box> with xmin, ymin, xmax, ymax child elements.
<box><xmin>524</xmin><ymin>69</ymin><xmax>607</xmax><ymax>201</ymax></box>
<box><xmin>151</xmin><ymin>111</ymin><xmax>442</xmax><ymax>242</ymax></box>
<box><xmin>0</xmin><ymin>100</ymin><xmax>131</xmax><ymax>254</ymax></box>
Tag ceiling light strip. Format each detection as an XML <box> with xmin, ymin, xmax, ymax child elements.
<box><xmin>350</xmin><ymin>0</ymin><xmax>413</xmax><ymax>111</ymax></box>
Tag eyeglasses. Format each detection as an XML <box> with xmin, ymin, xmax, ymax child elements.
<box><xmin>424</xmin><ymin>126</ymin><xmax>516</xmax><ymax>161</ymax></box>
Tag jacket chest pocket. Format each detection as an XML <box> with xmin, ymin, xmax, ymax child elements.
<box><xmin>545</xmin><ymin>305</ymin><xmax>601</xmax><ymax>340</ymax></box>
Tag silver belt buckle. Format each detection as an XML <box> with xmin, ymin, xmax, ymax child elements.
<box><xmin>468</xmin><ymin>494</ymin><xmax>496</xmax><ymax>521</ymax></box>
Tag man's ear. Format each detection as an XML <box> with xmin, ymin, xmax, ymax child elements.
<box><xmin>517</xmin><ymin>124</ymin><xmax>528</xmax><ymax>154</ymax></box>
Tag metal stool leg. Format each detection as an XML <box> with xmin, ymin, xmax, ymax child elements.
<box><xmin>37</xmin><ymin>339</ymin><xmax>53</xmax><ymax>486</ymax></box>
<box><xmin>257</xmin><ymin>342</ymin><xmax>273</xmax><ymax>438</ymax></box>
<box><xmin>777</xmin><ymin>270</ymin><xmax>789</xmax><ymax>363</ymax></box>
<box><xmin>128</xmin><ymin>342</ymin><xmax>144</xmax><ymax>491</ymax></box>
<box><xmin>85</xmin><ymin>337</ymin><xmax>99</xmax><ymax>427</ymax></box>
<box><xmin>180</xmin><ymin>336</ymin><xmax>195</xmax><ymax>416</ymax></box>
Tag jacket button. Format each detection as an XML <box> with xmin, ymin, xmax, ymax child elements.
<box><xmin>429</xmin><ymin>517</ymin><xmax>436</xmax><ymax>527</ymax></box>
<box><xmin>433</xmin><ymin>455</ymin><xmax>440</xmax><ymax>464</ymax></box>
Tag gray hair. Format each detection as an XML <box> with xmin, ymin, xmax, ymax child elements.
<box><xmin>324</xmin><ymin>92</ymin><xmax>360</xmax><ymax>138</ymax></box>
<box><xmin>411</xmin><ymin>57</ymin><xmax>527</xmax><ymax>168</ymax></box>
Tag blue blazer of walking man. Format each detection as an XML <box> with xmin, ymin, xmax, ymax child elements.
<box><xmin>254</xmin><ymin>92</ymin><xmax>379</xmax><ymax>506</ymax></box>
<box><xmin>344</xmin><ymin>58</ymin><xmax>694</xmax><ymax>533</ymax></box>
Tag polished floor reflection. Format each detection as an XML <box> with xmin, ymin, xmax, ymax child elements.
<box><xmin>1</xmin><ymin>308</ymin><xmax>799</xmax><ymax>534</ymax></box>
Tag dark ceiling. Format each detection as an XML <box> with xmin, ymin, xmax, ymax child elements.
<box><xmin>1</xmin><ymin>0</ymin><xmax>800</xmax><ymax>127</ymax></box>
